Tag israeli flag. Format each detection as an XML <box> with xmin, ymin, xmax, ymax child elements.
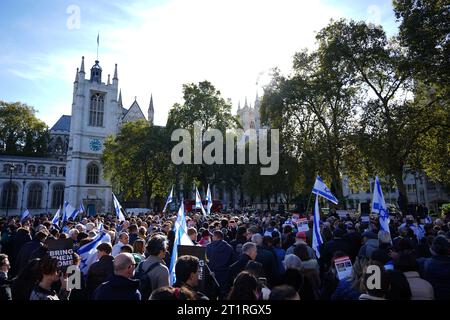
<box><xmin>63</xmin><ymin>201</ymin><xmax>78</xmax><ymax>223</ymax></box>
<box><xmin>312</xmin><ymin>176</ymin><xmax>338</xmax><ymax>204</ymax></box>
<box><xmin>205</xmin><ymin>184</ymin><xmax>212</xmax><ymax>215</ymax></box>
<box><xmin>425</xmin><ymin>215</ymin><xmax>432</xmax><ymax>224</ymax></box>
<box><xmin>312</xmin><ymin>195</ymin><xmax>323</xmax><ymax>258</ymax></box>
<box><xmin>162</xmin><ymin>186</ymin><xmax>174</xmax><ymax>213</ymax></box>
<box><xmin>169</xmin><ymin>202</ymin><xmax>194</xmax><ymax>285</ymax></box>
<box><xmin>112</xmin><ymin>193</ymin><xmax>126</xmax><ymax>222</ymax></box>
<box><xmin>195</xmin><ymin>187</ymin><xmax>206</xmax><ymax>217</ymax></box>
<box><xmin>78</xmin><ymin>231</ymin><xmax>111</xmax><ymax>275</ymax></box>
<box><xmin>97</xmin><ymin>222</ymin><xmax>104</xmax><ymax>232</ymax></box>
<box><xmin>20</xmin><ymin>209</ymin><xmax>30</xmax><ymax>222</ymax></box>
<box><xmin>51</xmin><ymin>207</ymin><xmax>60</xmax><ymax>225</ymax></box>
<box><xmin>371</xmin><ymin>176</ymin><xmax>390</xmax><ymax>234</ymax></box>
<box><xmin>79</xmin><ymin>203</ymin><xmax>85</xmax><ymax>214</ymax></box>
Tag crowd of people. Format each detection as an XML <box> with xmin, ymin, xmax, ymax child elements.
<box><xmin>0</xmin><ymin>207</ymin><xmax>449</xmax><ymax>301</ymax></box>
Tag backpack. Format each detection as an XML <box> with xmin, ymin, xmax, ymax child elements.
<box><xmin>134</xmin><ymin>261</ymin><xmax>162</xmax><ymax>300</ymax></box>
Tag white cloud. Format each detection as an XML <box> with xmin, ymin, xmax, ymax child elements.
<box><xmin>78</xmin><ymin>0</ymin><xmax>345</xmax><ymax>126</ymax></box>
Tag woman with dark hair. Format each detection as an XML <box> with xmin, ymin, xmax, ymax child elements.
<box><xmin>227</xmin><ymin>271</ymin><xmax>260</xmax><ymax>300</ymax></box>
<box><xmin>149</xmin><ymin>286</ymin><xmax>196</xmax><ymax>300</ymax></box>
<box><xmin>11</xmin><ymin>258</ymin><xmax>41</xmax><ymax>300</ymax></box>
<box><xmin>29</xmin><ymin>256</ymin><xmax>70</xmax><ymax>300</ymax></box>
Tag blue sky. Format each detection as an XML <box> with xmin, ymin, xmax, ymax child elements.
<box><xmin>0</xmin><ymin>0</ymin><xmax>399</xmax><ymax>127</ymax></box>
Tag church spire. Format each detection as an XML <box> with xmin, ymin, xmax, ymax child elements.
<box><xmin>74</xmin><ymin>68</ymin><xmax>79</xmax><ymax>83</ymax></box>
<box><xmin>244</xmin><ymin>97</ymin><xmax>248</xmax><ymax>108</ymax></box>
<box><xmin>118</xmin><ymin>89</ymin><xmax>123</xmax><ymax>108</ymax></box>
<box><xmin>238</xmin><ymin>100</ymin><xmax>241</xmax><ymax>111</ymax></box>
<box><xmin>113</xmin><ymin>63</ymin><xmax>118</xmax><ymax>80</ymax></box>
<box><xmin>148</xmin><ymin>93</ymin><xmax>154</xmax><ymax>125</ymax></box>
<box><xmin>107</xmin><ymin>74</ymin><xmax>111</xmax><ymax>85</ymax></box>
<box><xmin>80</xmin><ymin>56</ymin><xmax>85</xmax><ymax>74</ymax></box>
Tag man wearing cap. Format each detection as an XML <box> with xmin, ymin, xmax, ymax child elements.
<box><xmin>358</xmin><ymin>230</ymin><xmax>379</xmax><ymax>260</ymax></box>
<box><xmin>418</xmin><ymin>235</ymin><xmax>450</xmax><ymax>300</ymax></box>
<box><xmin>286</xmin><ymin>231</ymin><xmax>316</xmax><ymax>259</ymax></box>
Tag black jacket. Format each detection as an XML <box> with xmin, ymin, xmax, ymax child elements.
<box><xmin>14</xmin><ymin>239</ymin><xmax>42</xmax><ymax>274</ymax></box>
<box><xmin>228</xmin><ymin>253</ymin><xmax>252</xmax><ymax>285</ymax></box>
<box><xmin>86</xmin><ymin>255</ymin><xmax>114</xmax><ymax>297</ymax></box>
<box><xmin>0</xmin><ymin>273</ymin><xmax>12</xmax><ymax>300</ymax></box>
<box><xmin>320</xmin><ymin>238</ymin><xmax>352</xmax><ymax>269</ymax></box>
<box><xmin>255</xmin><ymin>246</ymin><xmax>277</xmax><ymax>286</ymax></box>
<box><xmin>92</xmin><ymin>274</ymin><xmax>141</xmax><ymax>300</ymax></box>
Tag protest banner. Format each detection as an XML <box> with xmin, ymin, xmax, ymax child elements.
<box><xmin>46</xmin><ymin>238</ymin><xmax>74</xmax><ymax>271</ymax></box>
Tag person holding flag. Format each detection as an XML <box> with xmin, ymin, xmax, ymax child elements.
<box><xmin>371</xmin><ymin>176</ymin><xmax>390</xmax><ymax>234</ymax></box>
<box><xmin>51</xmin><ymin>207</ymin><xmax>61</xmax><ymax>226</ymax></box>
<box><xmin>162</xmin><ymin>186</ymin><xmax>174</xmax><ymax>213</ymax></box>
<box><xmin>205</xmin><ymin>184</ymin><xmax>212</xmax><ymax>215</ymax></box>
<box><xmin>311</xmin><ymin>176</ymin><xmax>338</xmax><ymax>259</ymax></box>
<box><xmin>195</xmin><ymin>187</ymin><xmax>207</xmax><ymax>217</ymax></box>
<box><xmin>112</xmin><ymin>192</ymin><xmax>126</xmax><ymax>222</ymax></box>
<box><xmin>169</xmin><ymin>201</ymin><xmax>194</xmax><ymax>286</ymax></box>
<box><xmin>78</xmin><ymin>231</ymin><xmax>111</xmax><ymax>275</ymax></box>
<box><xmin>20</xmin><ymin>209</ymin><xmax>30</xmax><ymax>223</ymax></box>
<box><xmin>79</xmin><ymin>203</ymin><xmax>86</xmax><ymax>216</ymax></box>
<box><xmin>63</xmin><ymin>201</ymin><xmax>78</xmax><ymax>224</ymax></box>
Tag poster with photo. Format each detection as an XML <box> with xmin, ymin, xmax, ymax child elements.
<box><xmin>334</xmin><ymin>256</ymin><xmax>352</xmax><ymax>280</ymax></box>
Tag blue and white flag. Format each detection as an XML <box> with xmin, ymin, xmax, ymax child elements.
<box><xmin>312</xmin><ymin>195</ymin><xmax>323</xmax><ymax>258</ymax></box>
<box><xmin>371</xmin><ymin>176</ymin><xmax>390</xmax><ymax>234</ymax></box>
<box><xmin>79</xmin><ymin>203</ymin><xmax>85</xmax><ymax>214</ymax></box>
<box><xmin>63</xmin><ymin>201</ymin><xmax>78</xmax><ymax>223</ymax></box>
<box><xmin>162</xmin><ymin>186</ymin><xmax>174</xmax><ymax>213</ymax></box>
<box><xmin>20</xmin><ymin>209</ymin><xmax>30</xmax><ymax>222</ymax></box>
<box><xmin>205</xmin><ymin>184</ymin><xmax>212</xmax><ymax>215</ymax></box>
<box><xmin>195</xmin><ymin>187</ymin><xmax>206</xmax><ymax>217</ymax></box>
<box><xmin>425</xmin><ymin>215</ymin><xmax>432</xmax><ymax>224</ymax></box>
<box><xmin>169</xmin><ymin>202</ymin><xmax>194</xmax><ymax>285</ymax></box>
<box><xmin>51</xmin><ymin>207</ymin><xmax>60</xmax><ymax>225</ymax></box>
<box><xmin>78</xmin><ymin>231</ymin><xmax>111</xmax><ymax>275</ymax></box>
<box><xmin>312</xmin><ymin>176</ymin><xmax>338</xmax><ymax>204</ymax></box>
<box><xmin>97</xmin><ymin>222</ymin><xmax>104</xmax><ymax>232</ymax></box>
<box><xmin>112</xmin><ymin>193</ymin><xmax>126</xmax><ymax>222</ymax></box>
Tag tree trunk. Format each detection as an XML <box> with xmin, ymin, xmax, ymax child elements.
<box><xmin>394</xmin><ymin>172</ymin><xmax>407</xmax><ymax>215</ymax></box>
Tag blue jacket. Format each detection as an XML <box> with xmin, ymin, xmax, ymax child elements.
<box><xmin>206</xmin><ymin>240</ymin><xmax>234</xmax><ymax>273</ymax></box>
<box><xmin>418</xmin><ymin>255</ymin><xmax>450</xmax><ymax>300</ymax></box>
<box><xmin>93</xmin><ymin>274</ymin><xmax>141</xmax><ymax>300</ymax></box>
<box><xmin>331</xmin><ymin>278</ymin><xmax>360</xmax><ymax>300</ymax></box>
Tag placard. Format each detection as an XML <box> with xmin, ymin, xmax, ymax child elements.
<box><xmin>297</xmin><ymin>218</ymin><xmax>309</xmax><ymax>232</ymax></box>
<box><xmin>334</xmin><ymin>256</ymin><xmax>352</xmax><ymax>280</ymax></box>
<box><xmin>46</xmin><ymin>238</ymin><xmax>74</xmax><ymax>270</ymax></box>
<box><xmin>336</xmin><ymin>210</ymin><xmax>348</xmax><ymax>218</ymax></box>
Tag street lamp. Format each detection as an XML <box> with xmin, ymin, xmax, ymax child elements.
<box><xmin>5</xmin><ymin>163</ymin><xmax>15</xmax><ymax>217</ymax></box>
<box><xmin>45</xmin><ymin>180</ymin><xmax>50</xmax><ymax>214</ymax></box>
<box><xmin>20</xmin><ymin>179</ymin><xmax>26</xmax><ymax>213</ymax></box>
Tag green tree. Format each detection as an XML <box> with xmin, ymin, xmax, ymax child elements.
<box><xmin>316</xmin><ymin>19</ymin><xmax>447</xmax><ymax>211</ymax></box>
<box><xmin>167</xmin><ymin>81</ymin><xmax>241</xmax><ymax>198</ymax></box>
<box><xmin>394</xmin><ymin>0</ymin><xmax>450</xmax><ymax>85</ymax></box>
<box><xmin>0</xmin><ymin>101</ymin><xmax>48</xmax><ymax>156</ymax></box>
<box><xmin>102</xmin><ymin>120</ymin><xmax>172</xmax><ymax>209</ymax></box>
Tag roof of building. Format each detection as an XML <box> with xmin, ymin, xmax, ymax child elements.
<box><xmin>50</xmin><ymin>115</ymin><xmax>71</xmax><ymax>132</ymax></box>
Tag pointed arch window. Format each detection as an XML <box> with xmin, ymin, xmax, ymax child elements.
<box><xmin>89</xmin><ymin>92</ymin><xmax>105</xmax><ymax>127</ymax></box>
<box><xmin>86</xmin><ymin>163</ymin><xmax>99</xmax><ymax>184</ymax></box>
<box><xmin>27</xmin><ymin>183</ymin><xmax>43</xmax><ymax>209</ymax></box>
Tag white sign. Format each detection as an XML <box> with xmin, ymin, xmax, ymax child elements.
<box><xmin>336</xmin><ymin>210</ymin><xmax>348</xmax><ymax>218</ymax></box>
<box><xmin>297</xmin><ymin>218</ymin><xmax>309</xmax><ymax>232</ymax></box>
<box><xmin>334</xmin><ymin>256</ymin><xmax>353</xmax><ymax>280</ymax></box>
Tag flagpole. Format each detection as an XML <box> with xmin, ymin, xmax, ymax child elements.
<box><xmin>96</xmin><ymin>32</ymin><xmax>99</xmax><ymax>60</ymax></box>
